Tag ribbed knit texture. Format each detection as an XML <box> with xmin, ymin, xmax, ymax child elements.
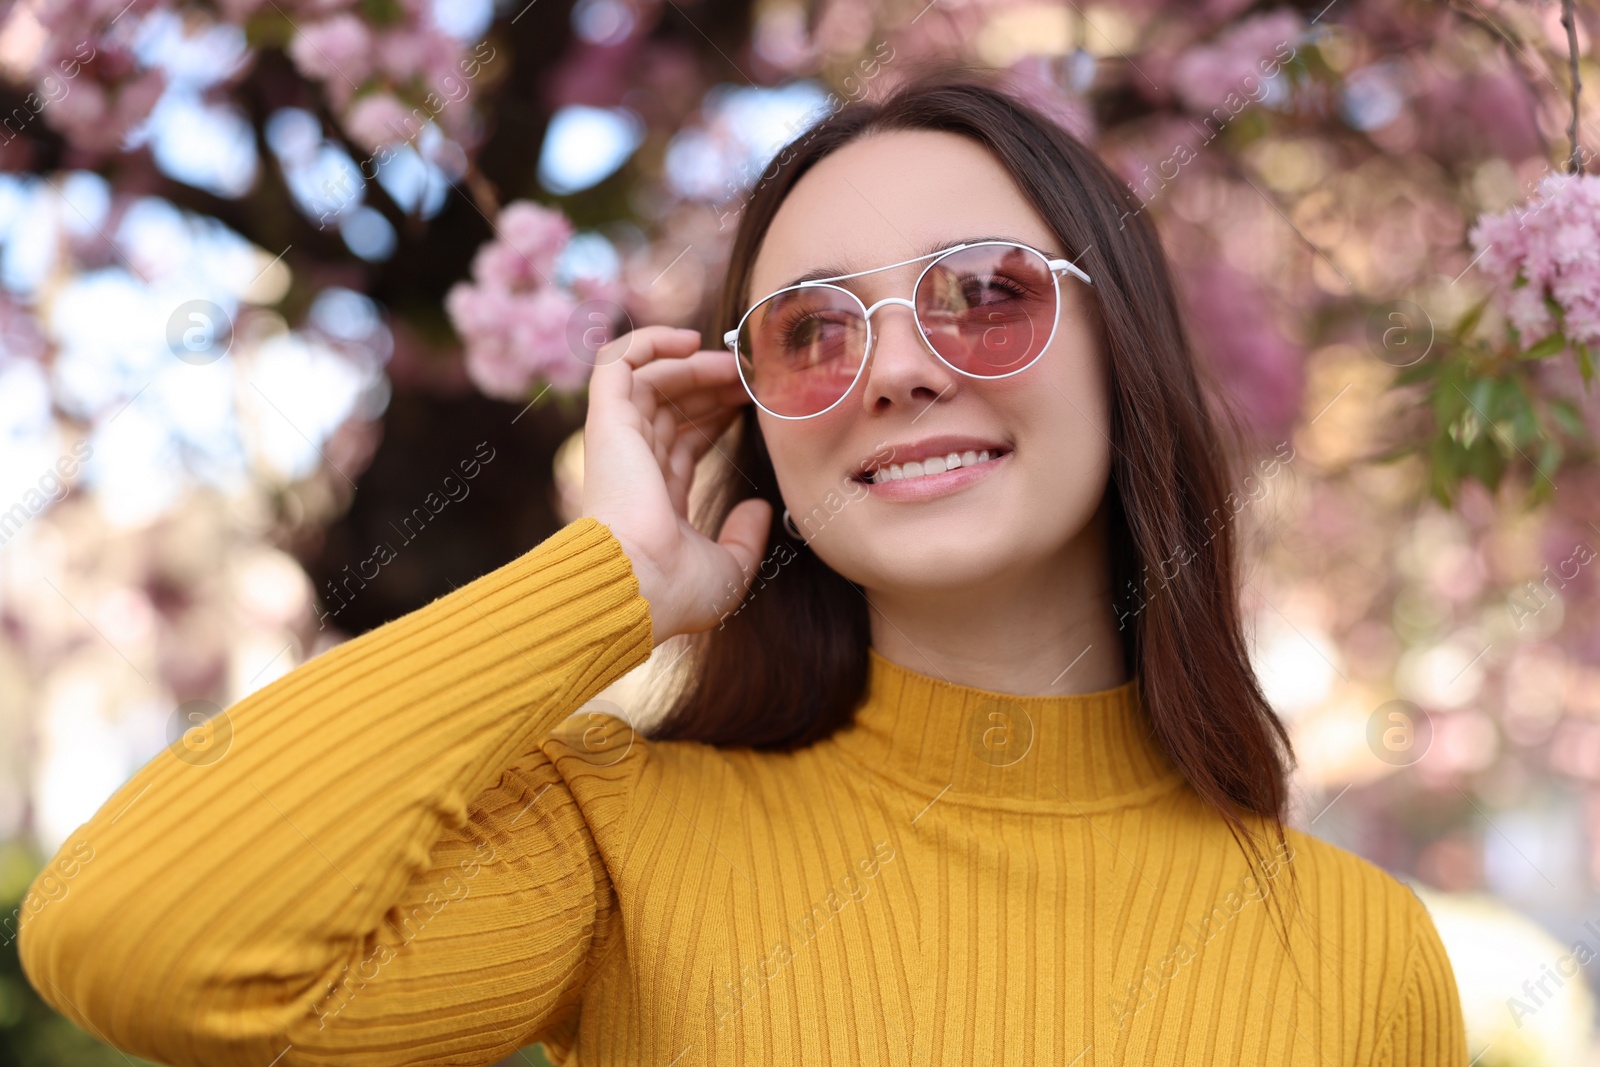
<box><xmin>19</xmin><ymin>517</ymin><xmax>1468</xmax><ymax>1066</ymax></box>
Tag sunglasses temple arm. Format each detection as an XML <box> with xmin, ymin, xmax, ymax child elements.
<box><xmin>722</xmin><ymin>328</ymin><xmax>738</xmax><ymax>350</ymax></box>
<box><xmin>1048</xmin><ymin>258</ymin><xmax>1093</xmax><ymax>286</ymax></box>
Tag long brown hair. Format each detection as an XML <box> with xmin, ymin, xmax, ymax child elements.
<box><xmin>650</xmin><ymin>69</ymin><xmax>1298</xmax><ymax>913</ymax></box>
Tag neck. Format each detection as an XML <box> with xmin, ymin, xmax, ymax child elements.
<box><xmin>832</xmin><ymin>647</ymin><xmax>1182</xmax><ymax>809</ymax></box>
<box><xmin>863</xmin><ymin>499</ymin><xmax>1127</xmax><ymax>696</ymax></box>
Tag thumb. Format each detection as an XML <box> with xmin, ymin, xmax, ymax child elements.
<box><xmin>717</xmin><ymin>497</ymin><xmax>774</xmax><ymax>583</ymax></box>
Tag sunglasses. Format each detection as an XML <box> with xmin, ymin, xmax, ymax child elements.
<box><xmin>723</xmin><ymin>239</ymin><xmax>1093</xmax><ymax>420</ymax></box>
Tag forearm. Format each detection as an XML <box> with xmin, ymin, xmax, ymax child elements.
<box><xmin>17</xmin><ymin>518</ymin><xmax>652</xmax><ymax>1066</ymax></box>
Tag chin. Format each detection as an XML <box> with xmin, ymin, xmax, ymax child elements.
<box><xmin>821</xmin><ymin>526</ymin><xmax>1023</xmax><ymax>592</ymax></box>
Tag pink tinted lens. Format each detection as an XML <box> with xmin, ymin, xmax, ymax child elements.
<box><xmin>915</xmin><ymin>244</ymin><xmax>1057</xmax><ymax>375</ymax></box>
<box><xmin>739</xmin><ymin>285</ymin><xmax>867</xmax><ymax>418</ymax></box>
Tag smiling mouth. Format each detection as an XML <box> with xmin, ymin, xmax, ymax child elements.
<box><xmin>857</xmin><ymin>446</ymin><xmax>1012</xmax><ymax>484</ymax></box>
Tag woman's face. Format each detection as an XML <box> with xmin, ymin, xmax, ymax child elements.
<box><xmin>747</xmin><ymin>129</ymin><xmax>1112</xmax><ymax>599</ymax></box>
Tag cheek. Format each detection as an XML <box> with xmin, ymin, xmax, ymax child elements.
<box><xmin>759</xmin><ymin>416</ymin><xmax>848</xmax><ymax>508</ymax></box>
<box><xmin>998</xmin><ymin>328</ymin><xmax>1112</xmax><ymax>496</ymax></box>
<box><xmin>1039</xmin><ymin>321</ymin><xmax>1111</xmax><ymax>430</ymax></box>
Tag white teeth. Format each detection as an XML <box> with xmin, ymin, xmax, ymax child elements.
<box><xmin>867</xmin><ymin>448</ymin><xmax>1004</xmax><ymax>483</ymax></box>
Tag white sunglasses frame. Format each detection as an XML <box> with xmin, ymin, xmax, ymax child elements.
<box><xmin>722</xmin><ymin>239</ymin><xmax>1094</xmax><ymax>421</ymax></box>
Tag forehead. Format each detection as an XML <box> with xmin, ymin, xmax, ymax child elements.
<box><xmin>749</xmin><ymin>129</ymin><xmax>1059</xmax><ymax>298</ymax></box>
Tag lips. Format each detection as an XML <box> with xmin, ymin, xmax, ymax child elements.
<box><xmin>852</xmin><ymin>434</ymin><xmax>1012</xmax><ymax>483</ymax></box>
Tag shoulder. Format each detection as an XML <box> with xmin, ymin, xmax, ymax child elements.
<box><xmin>1276</xmin><ymin>828</ymin><xmax>1468</xmax><ymax>1064</ymax></box>
<box><xmin>1367</xmin><ymin>875</ymin><xmax>1468</xmax><ymax>1065</ymax></box>
<box><xmin>536</xmin><ymin>709</ymin><xmax>812</xmax><ymax>822</ymax></box>
<box><xmin>1279</xmin><ymin>825</ymin><xmax>1416</xmax><ymax>902</ymax></box>
<box><xmin>1274</xmin><ymin>826</ymin><xmax>1442</xmax><ymax>957</ymax></box>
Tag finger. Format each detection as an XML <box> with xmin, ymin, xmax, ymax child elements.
<box><xmin>634</xmin><ymin>348</ymin><xmax>741</xmax><ymax>398</ymax></box>
<box><xmin>610</xmin><ymin>326</ymin><xmax>703</xmax><ymax>370</ymax></box>
<box><xmin>674</xmin><ymin>402</ymin><xmax>743</xmax><ymax>463</ymax></box>
<box><xmin>652</xmin><ymin>405</ymin><xmax>676</xmax><ymax>467</ymax></box>
<box><xmin>663</xmin><ymin>401</ymin><xmax>739</xmax><ymax>490</ymax></box>
<box><xmin>589</xmin><ymin>327</ymin><xmax>702</xmax><ymax>405</ymax></box>
<box><xmin>660</xmin><ymin>402</ymin><xmax>745</xmax><ymax>518</ymax></box>
<box><xmin>664</xmin><ymin>434</ymin><xmax>697</xmax><ymax>516</ymax></box>
<box><xmin>628</xmin><ymin>366</ymin><xmax>732</xmax><ymax>426</ymax></box>
<box><xmin>664</xmin><ymin>383</ymin><xmax>751</xmax><ymax>422</ymax></box>
<box><xmin>718</xmin><ymin>497</ymin><xmax>774</xmax><ymax>582</ymax></box>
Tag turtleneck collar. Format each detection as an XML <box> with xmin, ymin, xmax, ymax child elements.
<box><xmin>828</xmin><ymin>647</ymin><xmax>1188</xmax><ymax>813</ymax></box>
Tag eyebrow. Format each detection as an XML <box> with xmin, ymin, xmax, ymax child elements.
<box><xmin>777</xmin><ymin>233</ymin><xmax>1043</xmax><ymax>290</ymax></box>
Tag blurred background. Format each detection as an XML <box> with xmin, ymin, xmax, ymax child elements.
<box><xmin>0</xmin><ymin>0</ymin><xmax>1597</xmax><ymax>1063</ymax></box>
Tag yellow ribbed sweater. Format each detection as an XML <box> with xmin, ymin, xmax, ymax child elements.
<box><xmin>19</xmin><ymin>518</ymin><xmax>1467</xmax><ymax>1066</ymax></box>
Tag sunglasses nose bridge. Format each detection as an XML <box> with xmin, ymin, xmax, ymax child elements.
<box><xmin>858</xmin><ymin>296</ymin><xmax>929</xmax><ymax>365</ymax></box>
<box><xmin>861</xmin><ymin>295</ymin><xmax>918</xmax><ymax>320</ymax></box>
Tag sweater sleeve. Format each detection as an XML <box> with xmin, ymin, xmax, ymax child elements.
<box><xmin>1374</xmin><ymin>887</ymin><xmax>1470</xmax><ymax>1067</ymax></box>
<box><xmin>17</xmin><ymin>517</ymin><xmax>655</xmax><ymax>1067</ymax></box>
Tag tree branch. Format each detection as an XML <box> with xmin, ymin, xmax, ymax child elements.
<box><xmin>1561</xmin><ymin>0</ymin><xmax>1583</xmax><ymax>174</ymax></box>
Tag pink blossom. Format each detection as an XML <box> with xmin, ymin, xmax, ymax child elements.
<box><xmin>1171</xmin><ymin>9</ymin><xmax>1302</xmax><ymax>113</ymax></box>
<box><xmin>470</xmin><ymin>202</ymin><xmax>575</xmax><ymax>290</ymax></box>
<box><xmin>113</xmin><ymin>70</ymin><xmax>166</xmax><ymax>131</ymax></box>
<box><xmin>41</xmin><ymin>70</ymin><xmax>164</xmax><ymax>154</ymax></box>
<box><xmin>1469</xmin><ymin>173</ymin><xmax>1600</xmax><ymax>348</ymax></box>
<box><xmin>449</xmin><ymin>283</ymin><xmax>589</xmax><ymax>399</ymax></box>
<box><xmin>374</xmin><ymin>26</ymin><xmax>461</xmax><ymax>85</ymax></box>
<box><xmin>288</xmin><ymin>14</ymin><xmax>373</xmax><ymax>86</ymax></box>
<box><xmin>446</xmin><ymin>201</ymin><xmax>594</xmax><ymax>399</ymax></box>
<box><xmin>1178</xmin><ymin>260</ymin><xmax>1303</xmax><ymax>441</ymax></box>
<box><xmin>1000</xmin><ymin>57</ymin><xmax>1096</xmax><ymax>143</ymax></box>
<box><xmin>572</xmin><ymin>273</ymin><xmax>626</xmax><ymax>307</ymax></box>
<box><xmin>343</xmin><ymin>93</ymin><xmax>414</xmax><ymax>152</ymax></box>
<box><xmin>44</xmin><ymin>80</ymin><xmax>109</xmax><ymax>139</ymax></box>
<box><xmin>548</xmin><ymin>42</ymin><xmax>638</xmax><ymax>110</ymax></box>
<box><xmin>1565</xmin><ymin>304</ymin><xmax>1600</xmax><ymax>344</ymax></box>
<box><xmin>1466</xmin><ymin>210</ymin><xmax>1525</xmax><ymax>280</ymax></box>
<box><xmin>1504</xmin><ymin>286</ymin><xmax>1554</xmax><ymax>340</ymax></box>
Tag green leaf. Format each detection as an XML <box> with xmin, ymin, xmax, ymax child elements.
<box><xmin>1435</xmin><ymin>383</ymin><xmax>1465</xmax><ymax>428</ymax></box>
<box><xmin>1579</xmin><ymin>343</ymin><xmax>1596</xmax><ymax>386</ymax></box>
<box><xmin>1463</xmin><ymin>440</ymin><xmax>1504</xmax><ymax>489</ymax></box>
<box><xmin>1370</xmin><ymin>442</ymin><xmax>1417</xmax><ymax>464</ymax></box>
<box><xmin>359</xmin><ymin>0</ymin><xmax>406</xmax><ymax>26</ymax></box>
<box><xmin>242</xmin><ymin>11</ymin><xmax>295</xmax><ymax>48</ymax></box>
<box><xmin>1536</xmin><ymin>437</ymin><xmax>1563</xmax><ymax>482</ymax></box>
<box><xmin>1458</xmin><ymin>299</ymin><xmax>1488</xmax><ymax>338</ymax></box>
<box><xmin>1428</xmin><ymin>445</ymin><xmax>1457</xmax><ymax>506</ymax></box>
<box><xmin>1392</xmin><ymin>361</ymin><xmax>1439</xmax><ymax>387</ymax></box>
<box><xmin>1467</xmin><ymin>377</ymin><xmax>1496</xmax><ymax>417</ymax></box>
<box><xmin>1549</xmin><ymin>398</ymin><xmax>1587</xmax><ymax>438</ymax></box>
<box><xmin>1519</xmin><ymin>332</ymin><xmax>1568</xmax><ymax>360</ymax></box>
<box><xmin>1509</xmin><ymin>396</ymin><xmax>1537</xmax><ymax>445</ymax></box>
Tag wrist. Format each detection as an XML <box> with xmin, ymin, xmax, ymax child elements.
<box><xmin>601</xmin><ymin>526</ymin><xmax>677</xmax><ymax>647</ymax></box>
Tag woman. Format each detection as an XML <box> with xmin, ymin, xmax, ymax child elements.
<box><xmin>20</xmin><ymin>74</ymin><xmax>1465</xmax><ymax>1065</ymax></box>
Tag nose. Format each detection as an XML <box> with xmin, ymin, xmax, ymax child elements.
<box><xmin>857</xmin><ymin>298</ymin><xmax>959</xmax><ymax>416</ymax></box>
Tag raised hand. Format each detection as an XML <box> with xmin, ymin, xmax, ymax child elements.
<box><xmin>581</xmin><ymin>326</ymin><xmax>774</xmax><ymax>645</ymax></box>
